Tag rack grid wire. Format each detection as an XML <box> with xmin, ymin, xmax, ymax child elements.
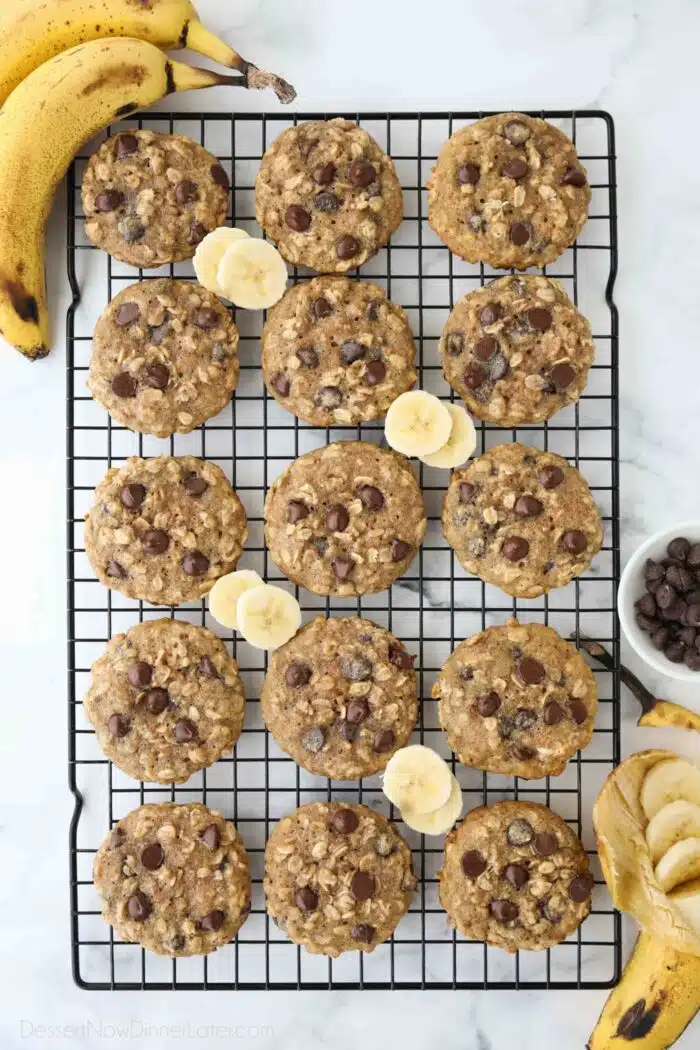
<box><xmin>66</xmin><ymin>110</ymin><xmax>620</xmax><ymax>991</ymax></box>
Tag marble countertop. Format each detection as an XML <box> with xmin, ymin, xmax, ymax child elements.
<box><xmin>2</xmin><ymin>0</ymin><xmax>700</xmax><ymax>1047</ymax></box>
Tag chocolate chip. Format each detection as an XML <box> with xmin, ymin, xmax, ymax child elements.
<box><xmin>651</xmin><ymin>626</ymin><xmax>670</xmax><ymax>650</ymax></box>
<box><xmin>366</xmin><ymin>299</ymin><xmax>381</xmax><ymax>321</ymax></box>
<box><xmin>116</xmin><ymin>134</ymin><xmax>138</xmax><ymax>158</ymax></box>
<box><xmin>351</xmin><ymin>871</ymin><xmax>376</xmax><ymax>901</ymax></box>
<box><xmin>144</xmin><ymin>688</ymin><xmax>169</xmax><ymax>715</ymax></box>
<box><xmin>503</xmin><ymin>863</ymin><xmax>529</xmax><ymax>890</ymax></box>
<box><xmin>464</xmin><ymin>362</ymin><xmax>486</xmax><ymax>389</ymax></box>
<box><xmin>445</xmin><ymin>332</ymin><xmax>464</xmax><ymax>355</ymax></box>
<box><xmin>127</xmin><ymin>891</ymin><xmax>151</xmax><ymax>921</ymax></box>
<box><xmin>301</xmin><ymin>726</ymin><xmax>325</xmax><ymax>752</ymax></box>
<box><xmin>107</xmin><ymin>713</ymin><xmax>129</xmax><ymax>737</ymax></box>
<box><xmin>517</xmin><ymin>656</ymin><xmax>546</xmax><ymax>685</ymax></box>
<box><xmin>95</xmin><ymin>189</ymin><xmax>124</xmax><ymax>213</ymax></box>
<box><xmin>476</xmin><ymin>691</ymin><xmax>501</xmax><ymax>716</ymax></box>
<box><xmin>285</xmin><ymin>204</ymin><xmax>311</xmax><ymax>231</ymax></box>
<box><xmin>504</xmin><ymin>120</ymin><xmax>530</xmax><ymax>145</ymax></box>
<box><xmin>668</xmin><ymin>537</ymin><xmax>691</xmax><ymax>562</ymax></box>
<box><xmin>569</xmin><ymin>699</ymin><xmax>588</xmax><ymax>725</ymax></box>
<box><xmin>107</xmin><ymin>560</ymin><xmax>127</xmax><ymax>579</ymax></box>
<box><xmin>507</xmin><ymin>819</ymin><xmax>534</xmax><ymax>846</ymax></box>
<box><xmin>645</xmin><ymin>558</ymin><xmax>665</xmax><ymax>582</ymax></box>
<box><xmin>111</xmin><ymin>373</ymin><xmax>137</xmax><ymax>398</ymax></box>
<box><xmin>285</xmin><ymin>662</ymin><xmax>311</xmax><ymax>688</ymax></box>
<box><xmin>141</xmin><ymin>362</ymin><xmax>169</xmax><ymax>390</ymax></box>
<box><xmin>636</xmin><ymin>592</ymin><xmax>658</xmax><ymax>618</ymax></box>
<box><xmin>211</xmin><ymin>164</ymin><xmax>229</xmax><ymax>190</ymax></box>
<box><xmin>561</xmin><ymin>166</ymin><xmax>587</xmax><ymax>187</ymax></box>
<box><xmin>358</xmin><ymin>485</ymin><xmax>384</xmax><ymax>510</ymax></box>
<box><xmin>297</xmin><ymin>346</ymin><xmax>319</xmax><ymax>368</ymax></box>
<box><xmin>315</xmin><ymin>385</ymin><xmax>343</xmax><ymax>408</ymax></box>
<box><xmin>514</xmin><ymin>495</ymin><xmax>543</xmax><ymax>518</ymax></box>
<box><xmin>490</xmin><ymin>899</ymin><xmax>519</xmax><ymax>923</ymax></box>
<box><xmin>200</xmin><ymin>910</ymin><xmax>225</xmax><ymax>932</ymax></box>
<box><xmin>149</xmin><ymin>317</ymin><xmax>170</xmax><ymax>345</ymax></box>
<box><xmin>175</xmin><ymin>179</ymin><xmax>198</xmax><ymax>205</ymax></box>
<box><xmin>182</xmin><ymin>551</ymin><xmax>209</xmax><ymax>576</ymax></box>
<box><xmin>201</xmin><ymin>824</ymin><xmax>220</xmax><ymax>850</ymax></box>
<box><xmin>568</xmin><ymin>873</ymin><xmax>593</xmax><ymax>902</ymax></box>
<box><xmin>550</xmin><ymin>363</ymin><xmax>576</xmax><ymax>390</ymax></box>
<box><xmin>475</xmin><ymin>335</ymin><xmax>497</xmax><ymax>361</ymax></box>
<box><xmin>502</xmin><ymin>157</ymin><xmax>528</xmax><ymax>179</ymax></box>
<box><xmin>351</xmin><ymin>923</ymin><xmax>375</xmax><ymax>943</ymax></box>
<box><xmin>509</xmin><ymin>221</ymin><xmax>531</xmax><ymax>245</ymax></box>
<box><xmin>188</xmin><ymin>221</ymin><xmax>207</xmax><ymax>245</ymax></box>
<box><xmin>174</xmin><ymin>718</ymin><xmax>196</xmax><ymax>743</ymax></box>
<box><xmin>340</xmin><ymin>340</ymin><xmax>366</xmax><ymax>365</ymax></box>
<box><xmin>534</xmin><ymin>832</ymin><xmax>558</xmax><ymax>857</ymax></box>
<box><xmin>501</xmin><ymin>536</ymin><xmax>529</xmax><ymax>561</ymax></box>
<box><xmin>336</xmin><ymin>720</ymin><xmax>357</xmax><ymax>744</ymax></box>
<box><xmin>457</xmin><ymin>163</ymin><xmax>480</xmax><ymax>185</ymax></box>
<box><xmin>514</xmin><ymin>708</ymin><xmax>537</xmax><ymax>730</ymax></box>
<box><xmin>119</xmin><ymin>216</ymin><xmax>146</xmax><ymax>243</ymax></box>
<box><xmin>295</xmin><ymin>887</ymin><xmax>318</xmax><ymax>912</ymax></box>
<box><xmin>688</xmin><ymin>543</ymin><xmax>700</xmax><ymax>569</ymax></box>
<box><xmin>514</xmin><ymin>745</ymin><xmax>537</xmax><ymax>761</ymax></box>
<box><xmin>459</xmin><ymin>482</ymin><xmax>476</xmax><ymax>503</ymax></box>
<box><xmin>287</xmin><ymin>500</ymin><xmax>309</xmax><ymax>524</ymax></box>
<box><xmin>332</xmin><ymin>557</ymin><xmax>354</xmax><ymax>580</ymax></box>
<box><xmin>389</xmin><ymin>645</ymin><xmax>414</xmax><ymax>670</ymax></box>
<box><xmin>480</xmin><ymin>304</ymin><xmax>502</xmax><ymax>327</ymax></box>
<box><xmin>298</xmin><ymin>137</ymin><xmax>318</xmax><ymax>159</ymax></box>
<box><xmin>527</xmin><ymin>308</ymin><xmax>552</xmax><ymax>332</ymax></box>
<box><xmin>392</xmin><ymin>539</ymin><xmax>412</xmax><ymax>562</ymax></box>
<box><xmin>461</xmin><ymin>850</ymin><xmax>487</xmax><ymax>877</ymax></box>
<box><xmin>141</xmin><ymin>843</ymin><xmax>164</xmax><ymax>870</ymax></box>
<box><xmin>198</xmin><ymin>655</ymin><xmax>219</xmax><ymax>678</ymax></box>
<box><xmin>684</xmin><ymin>648</ymin><xmax>700</xmax><ymax>671</ymax></box>
<box><xmin>120</xmin><ymin>483</ymin><xmax>146</xmax><ymax>511</ymax></box>
<box><xmin>537</xmin><ymin>465</ymin><xmax>564</xmax><ymax>489</ymax></box>
<box><xmin>336</xmin><ymin>235</ymin><xmax>361</xmax><ymax>260</ymax></box>
<box><xmin>340</xmin><ymin>655</ymin><xmax>373</xmax><ymax>681</ymax></box>
<box><xmin>373</xmin><ymin>728</ymin><xmax>395</xmax><ymax>753</ymax></box>
<box><xmin>636</xmin><ymin>612</ymin><xmax>659</xmax><ymax>633</ymax></box>
<box><xmin>666</xmin><ymin>564</ymin><xmax>694</xmax><ymax>592</ymax></box>
<box><xmin>687</xmin><ymin>603</ymin><xmax>700</xmax><ymax>627</ymax></box>
<box><xmin>194</xmin><ymin>307</ymin><xmax>219</xmax><ymax>330</ymax></box>
<box><xmin>329</xmin><ymin>808</ymin><xmax>359</xmax><ymax>835</ymax></box>
<box><xmin>346</xmin><ymin>698</ymin><xmax>369</xmax><ymax>725</ymax></box>
<box><xmin>128</xmin><ymin>661</ymin><xmax>152</xmax><ymax>688</ymax></box>
<box><xmin>115</xmin><ymin>302</ymin><xmax>140</xmax><ymax>327</ymax></box>
<box><xmin>314</xmin><ymin>191</ymin><xmax>340</xmax><ymax>212</ymax></box>
<box><xmin>183</xmin><ymin>472</ymin><xmax>208</xmax><ymax>497</ymax></box>
<box><xmin>143</xmin><ymin>529</ymin><xmax>169</xmax><ymax>556</ymax></box>
<box><xmin>562</xmin><ymin>530</ymin><xmax>587</xmax><ymax>555</ymax></box>
<box><xmin>313</xmin><ymin>162</ymin><xmax>336</xmax><ymax>185</ymax></box>
<box><xmin>666</xmin><ymin>640</ymin><xmax>687</xmax><ymax>663</ymax></box>
<box><xmin>543</xmin><ymin>700</ymin><xmax>565</xmax><ymax>726</ymax></box>
<box><xmin>271</xmin><ymin>372</ymin><xmax>290</xmax><ymax>397</ymax></box>
<box><xmin>326</xmin><ymin>504</ymin><xmax>349</xmax><ymax>532</ymax></box>
<box><xmin>349</xmin><ymin>159</ymin><xmax>376</xmax><ymax>187</ymax></box>
<box><xmin>365</xmin><ymin>360</ymin><xmax>386</xmax><ymax>385</ymax></box>
<box><xmin>312</xmin><ymin>297</ymin><xmax>332</xmax><ymax>319</ymax></box>
<box><xmin>540</xmin><ymin>898</ymin><xmax>562</xmax><ymax>923</ymax></box>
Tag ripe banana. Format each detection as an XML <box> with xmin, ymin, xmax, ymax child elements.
<box><xmin>639</xmin><ymin>700</ymin><xmax>700</xmax><ymax>733</ymax></box>
<box><xmin>641</xmin><ymin>759</ymin><xmax>700</xmax><ymax>821</ymax></box>
<box><xmin>194</xmin><ymin>227</ymin><xmax>249</xmax><ymax>296</ymax></box>
<box><xmin>401</xmin><ymin>773</ymin><xmax>463</xmax><ymax>835</ymax></box>
<box><xmin>587</xmin><ymin>932</ymin><xmax>700</xmax><ymax>1050</ymax></box>
<box><xmin>216</xmin><ymin>238</ymin><xmax>289</xmax><ymax>310</ymax></box>
<box><xmin>384</xmin><ymin>390</ymin><xmax>453</xmax><ymax>458</ymax></box>
<box><xmin>208</xmin><ymin>569</ymin><xmax>263</xmax><ymax>630</ymax></box>
<box><xmin>0</xmin><ymin>37</ymin><xmax>247</xmax><ymax>360</ymax></box>
<box><xmin>236</xmin><ymin>584</ymin><xmax>302</xmax><ymax>650</ymax></box>
<box><xmin>418</xmin><ymin>402</ymin><xmax>477</xmax><ymax>469</ymax></box>
<box><xmin>0</xmin><ymin>0</ymin><xmax>295</xmax><ymax>105</ymax></box>
<box><xmin>647</xmin><ymin>801</ymin><xmax>700</xmax><ymax>863</ymax></box>
<box><xmin>382</xmin><ymin>744</ymin><xmax>453</xmax><ymax>814</ymax></box>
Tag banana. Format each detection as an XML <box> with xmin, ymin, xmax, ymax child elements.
<box><xmin>418</xmin><ymin>402</ymin><xmax>477</xmax><ymax>469</ymax></box>
<box><xmin>641</xmin><ymin>759</ymin><xmax>700</xmax><ymax>822</ymax></box>
<box><xmin>236</xmin><ymin>583</ymin><xmax>302</xmax><ymax>650</ymax></box>
<box><xmin>208</xmin><ymin>568</ymin><xmax>263</xmax><ymax>630</ymax></box>
<box><xmin>401</xmin><ymin>774</ymin><xmax>463</xmax><ymax>835</ymax></box>
<box><xmin>216</xmin><ymin>238</ymin><xmax>289</xmax><ymax>310</ymax></box>
<box><xmin>647</xmin><ymin>801</ymin><xmax>700</xmax><ymax>863</ymax></box>
<box><xmin>655</xmin><ymin>839</ymin><xmax>700</xmax><ymax>894</ymax></box>
<box><xmin>0</xmin><ymin>37</ymin><xmax>250</xmax><ymax>360</ymax></box>
<box><xmin>670</xmin><ymin>879</ymin><xmax>700</xmax><ymax>937</ymax></box>
<box><xmin>587</xmin><ymin>932</ymin><xmax>700</xmax><ymax>1050</ymax></box>
<box><xmin>382</xmin><ymin>744</ymin><xmax>453</xmax><ymax>815</ymax></box>
<box><xmin>194</xmin><ymin>227</ymin><xmax>249</xmax><ymax>296</ymax></box>
<box><xmin>384</xmin><ymin>390</ymin><xmax>453</xmax><ymax>458</ymax></box>
<box><xmin>639</xmin><ymin>701</ymin><xmax>700</xmax><ymax>733</ymax></box>
<box><xmin>0</xmin><ymin>0</ymin><xmax>295</xmax><ymax>106</ymax></box>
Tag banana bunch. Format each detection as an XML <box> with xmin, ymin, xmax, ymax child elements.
<box><xmin>0</xmin><ymin>1</ymin><xmax>295</xmax><ymax>361</ymax></box>
<box><xmin>589</xmin><ymin>750</ymin><xmax>700</xmax><ymax>1049</ymax></box>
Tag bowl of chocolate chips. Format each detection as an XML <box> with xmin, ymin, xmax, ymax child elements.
<box><xmin>619</xmin><ymin>522</ymin><xmax>700</xmax><ymax>680</ymax></box>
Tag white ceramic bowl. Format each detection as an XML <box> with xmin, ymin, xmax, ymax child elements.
<box><xmin>618</xmin><ymin>520</ymin><xmax>700</xmax><ymax>682</ymax></box>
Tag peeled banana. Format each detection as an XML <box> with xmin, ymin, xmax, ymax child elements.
<box><xmin>236</xmin><ymin>584</ymin><xmax>302</xmax><ymax>650</ymax></box>
<box><xmin>208</xmin><ymin>569</ymin><xmax>263</xmax><ymax>630</ymax></box>
<box><xmin>0</xmin><ymin>0</ymin><xmax>295</xmax><ymax>105</ymax></box>
<box><xmin>382</xmin><ymin>744</ymin><xmax>454</xmax><ymax>815</ymax></box>
<box><xmin>0</xmin><ymin>37</ymin><xmax>247</xmax><ymax>360</ymax></box>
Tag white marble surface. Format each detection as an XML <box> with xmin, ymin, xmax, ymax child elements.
<box><xmin>2</xmin><ymin>0</ymin><xmax>700</xmax><ymax>1046</ymax></box>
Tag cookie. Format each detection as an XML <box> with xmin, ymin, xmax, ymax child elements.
<box><xmin>442</xmin><ymin>443</ymin><xmax>603</xmax><ymax>598</ymax></box>
<box><xmin>85</xmin><ymin>618</ymin><xmax>245</xmax><ymax>783</ymax></box>
<box><xmin>261</xmin><ymin>616</ymin><xmax>417</xmax><ymax>779</ymax></box>
<box><xmin>264</xmin><ymin>802</ymin><xmax>416</xmax><ymax>956</ymax></box>
<box><xmin>439</xmin><ymin>801</ymin><xmax>593</xmax><ymax>952</ymax></box>
<box><xmin>94</xmin><ymin>803</ymin><xmax>250</xmax><ymax>957</ymax></box>
<box><xmin>439</xmin><ymin>275</ymin><xmax>595</xmax><ymax>426</ymax></box>
<box><xmin>82</xmin><ymin>130</ymin><xmax>229</xmax><ymax>267</ymax></box>
<box><xmin>84</xmin><ymin>456</ymin><xmax>247</xmax><ymax>606</ymax></box>
<box><xmin>88</xmin><ymin>278</ymin><xmax>239</xmax><ymax>438</ymax></box>
<box><xmin>264</xmin><ymin>441</ymin><xmax>427</xmax><ymax>596</ymax></box>
<box><xmin>261</xmin><ymin>276</ymin><xmax>416</xmax><ymax>426</ymax></box>
<box><xmin>255</xmin><ymin>118</ymin><xmax>403</xmax><ymax>273</ymax></box>
<box><xmin>432</xmin><ymin>619</ymin><xmax>597</xmax><ymax>780</ymax></box>
<box><xmin>427</xmin><ymin>113</ymin><xmax>590</xmax><ymax>269</ymax></box>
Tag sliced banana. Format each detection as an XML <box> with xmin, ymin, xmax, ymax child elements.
<box><xmin>236</xmin><ymin>583</ymin><xmax>302</xmax><ymax>650</ymax></box>
<box><xmin>217</xmin><ymin>237</ymin><xmax>288</xmax><ymax>310</ymax></box>
<box><xmin>401</xmin><ymin>773</ymin><xmax>463</xmax><ymax>835</ymax></box>
<box><xmin>640</xmin><ymin>758</ymin><xmax>700</xmax><ymax>822</ymax></box>
<box><xmin>646</xmin><ymin>799</ymin><xmax>700</xmax><ymax>863</ymax></box>
<box><xmin>655</xmin><ymin>837</ymin><xmax>700</xmax><ymax>892</ymax></box>
<box><xmin>208</xmin><ymin>569</ymin><xmax>264</xmax><ymax>630</ymax></box>
<box><xmin>419</xmin><ymin>402</ymin><xmax>477</xmax><ymax>469</ymax></box>
<box><xmin>193</xmin><ymin>226</ymin><xmax>249</xmax><ymax>296</ymax></box>
<box><xmin>382</xmin><ymin>744</ymin><xmax>453</xmax><ymax>815</ymax></box>
<box><xmin>669</xmin><ymin>878</ymin><xmax>700</xmax><ymax>937</ymax></box>
<box><xmin>384</xmin><ymin>390</ymin><xmax>453</xmax><ymax>458</ymax></box>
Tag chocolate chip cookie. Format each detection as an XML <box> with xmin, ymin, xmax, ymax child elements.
<box><xmin>264</xmin><ymin>441</ymin><xmax>427</xmax><ymax>596</ymax></box>
<box><xmin>261</xmin><ymin>617</ymin><xmax>417</xmax><ymax>779</ymax></box>
<box><xmin>255</xmin><ymin>119</ymin><xmax>403</xmax><ymax>273</ymax></box>
<box><xmin>84</xmin><ymin>456</ymin><xmax>247</xmax><ymax>606</ymax></box>
<box><xmin>439</xmin><ymin>275</ymin><xmax>595</xmax><ymax>426</ymax></box>
<box><xmin>94</xmin><ymin>802</ymin><xmax>250</xmax><ymax>956</ymax></box>
<box><xmin>89</xmin><ymin>279</ymin><xmax>239</xmax><ymax>438</ymax></box>
<box><xmin>439</xmin><ymin>801</ymin><xmax>593</xmax><ymax>952</ymax></box>
<box><xmin>427</xmin><ymin>113</ymin><xmax>590</xmax><ymax>269</ymax></box>
<box><xmin>85</xmin><ymin>618</ymin><xmax>245</xmax><ymax>783</ymax></box>
<box><xmin>262</xmin><ymin>276</ymin><xmax>416</xmax><ymax>425</ymax></box>
<box><xmin>264</xmin><ymin>802</ymin><xmax>416</xmax><ymax>956</ymax></box>
<box><xmin>82</xmin><ymin>130</ymin><xmax>229</xmax><ymax>267</ymax></box>
<box><xmin>442</xmin><ymin>443</ymin><xmax>603</xmax><ymax>598</ymax></box>
<box><xmin>432</xmin><ymin>619</ymin><xmax>597</xmax><ymax>780</ymax></box>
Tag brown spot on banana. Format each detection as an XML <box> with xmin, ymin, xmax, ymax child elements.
<box><xmin>81</xmin><ymin>63</ymin><xmax>147</xmax><ymax>96</ymax></box>
<box><xmin>115</xmin><ymin>102</ymin><xmax>138</xmax><ymax>117</ymax></box>
<box><xmin>615</xmin><ymin>998</ymin><xmax>663</xmax><ymax>1039</ymax></box>
<box><xmin>165</xmin><ymin>60</ymin><xmax>175</xmax><ymax>96</ymax></box>
<box><xmin>2</xmin><ymin>280</ymin><xmax>39</xmax><ymax>325</ymax></box>
<box><xmin>178</xmin><ymin>21</ymin><xmax>189</xmax><ymax>48</ymax></box>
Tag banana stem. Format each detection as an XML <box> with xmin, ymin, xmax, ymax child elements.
<box><xmin>574</xmin><ymin>634</ymin><xmax>658</xmax><ymax>715</ymax></box>
<box><xmin>184</xmin><ymin>19</ymin><xmax>296</xmax><ymax>103</ymax></box>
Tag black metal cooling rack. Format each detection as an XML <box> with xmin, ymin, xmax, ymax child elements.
<box><xmin>66</xmin><ymin>110</ymin><xmax>620</xmax><ymax>991</ymax></box>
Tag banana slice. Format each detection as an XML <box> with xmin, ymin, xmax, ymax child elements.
<box><xmin>655</xmin><ymin>837</ymin><xmax>700</xmax><ymax>892</ymax></box>
<box><xmin>208</xmin><ymin>569</ymin><xmax>264</xmax><ymax>630</ymax></box>
<box><xmin>401</xmin><ymin>773</ymin><xmax>463</xmax><ymax>835</ymax></box>
<box><xmin>382</xmin><ymin>744</ymin><xmax>453</xmax><ymax>815</ymax></box>
<box><xmin>236</xmin><ymin>583</ymin><xmax>301</xmax><ymax>650</ymax></box>
<box><xmin>418</xmin><ymin>403</ymin><xmax>477</xmax><ymax>469</ymax></box>
<box><xmin>217</xmin><ymin>237</ymin><xmax>288</xmax><ymax>310</ymax></box>
<box><xmin>640</xmin><ymin>758</ymin><xmax>700</xmax><ymax>822</ymax></box>
<box><xmin>194</xmin><ymin>226</ymin><xmax>249</xmax><ymax>296</ymax></box>
<box><xmin>384</xmin><ymin>390</ymin><xmax>453</xmax><ymax>458</ymax></box>
<box><xmin>669</xmin><ymin>878</ymin><xmax>700</xmax><ymax>937</ymax></box>
<box><xmin>646</xmin><ymin>799</ymin><xmax>700</xmax><ymax>863</ymax></box>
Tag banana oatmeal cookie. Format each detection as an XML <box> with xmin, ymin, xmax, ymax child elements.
<box><xmin>82</xmin><ymin>130</ymin><xmax>229</xmax><ymax>267</ymax></box>
<box><xmin>262</xmin><ymin>276</ymin><xmax>416</xmax><ymax>426</ymax></box>
<box><xmin>85</xmin><ymin>618</ymin><xmax>245</xmax><ymax>783</ymax></box>
<box><xmin>433</xmin><ymin>619</ymin><xmax>597</xmax><ymax>780</ymax></box>
<box><xmin>264</xmin><ymin>802</ymin><xmax>416</xmax><ymax>956</ymax></box>
<box><xmin>442</xmin><ymin>443</ymin><xmax>602</xmax><ymax>598</ymax></box>
<box><xmin>89</xmin><ymin>278</ymin><xmax>239</xmax><ymax>438</ymax></box>
<box><xmin>84</xmin><ymin>456</ymin><xmax>247</xmax><ymax>606</ymax></box>
<box><xmin>261</xmin><ymin>617</ymin><xmax>417</xmax><ymax>778</ymax></box>
<box><xmin>427</xmin><ymin>113</ymin><xmax>590</xmax><ymax>269</ymax></box>
<box><xmin>264</xmin><ymin>441</ymin><xmax>427</xmax><ymax>596</ymax></box>
<box><xmin>439</xmin><ymin>275</ymin><xmax>595</xmax><ymax>426</ymax></box>
<box><xmin>255</xmin><ymin>119</ymin><xmax>403</xmax><ymax>273</ymax></box>
<box><xmin>94</xmin><ymin>803</ymin><xmax>250</xmax><ymax>957</ymax></box>
<box><xmin>439</xmin><ymin>801</ymin><xmax>593</xmax><ymax>952</ymax></box>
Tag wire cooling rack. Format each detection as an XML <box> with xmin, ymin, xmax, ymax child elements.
<box><xmin>66</xmin><ymin>110</ymin><xmax>620</xmax><ymax>990</ymax></box>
